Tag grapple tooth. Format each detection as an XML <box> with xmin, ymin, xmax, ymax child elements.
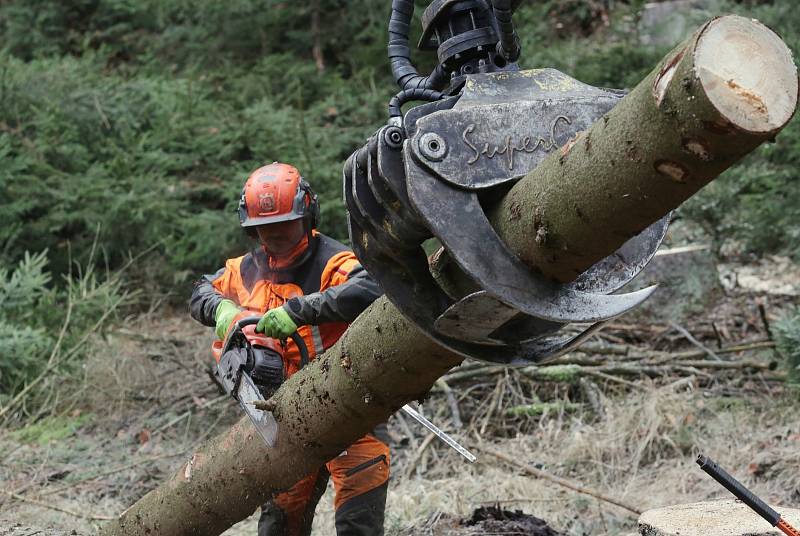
<box><xmin>347</xmin><ymin>214</ymin><xmax>451</xmax><ymax>326</ymax></box>
<box><xmin>363</xmin><ymin>151</ymin><xmax>416</xmax><ymax>243</ymax></box>
<box><xmin>434</xmin><ymin>291</ymin><xmax>563</xmax><ymax>344</ymax></box>
<box><xmin>405</xmin><ymin>155</ymin><xmax>659</xmax><ymax>324</ymax></box>
<box><xmin>343</xmin><ymin>70</ymin><xmax>670</xmax><ymax>364</ymax></box>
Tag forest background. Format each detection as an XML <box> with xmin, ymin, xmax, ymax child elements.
<box><xmin>1</xmin><ymin>0</ymin><xmax>800</xmax><ymax>533</ymax></box>
<box><xmin>2</xmin><ymin>0</ymin><xmax>799</xmax><ymax>401</ymax></box>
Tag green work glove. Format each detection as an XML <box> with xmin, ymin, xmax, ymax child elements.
<box><xmin>214</xmin><ymin>299</ymin><xmax>240</xmax><ymax>340</ymax></box>
<box><xmin>256</xmin><ymin>306</ymin><xmax>298</xmax><ymax>339</ymax></box>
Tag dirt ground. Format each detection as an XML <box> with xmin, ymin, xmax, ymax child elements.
<box><xmin>1</xmin><ymin>255</ymin><xmax>799</xmax><ymax>535</ymax></box>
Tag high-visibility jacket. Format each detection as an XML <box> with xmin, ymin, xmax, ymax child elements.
<box><xmin>189</xmin><ymin>233</ymin><xmax>382</xmax><ymax>375</ymax></box>
<box><xmin>191</xmin><ymin>233</ymin><xmax>390</xmax><ymax>535</ymax></box>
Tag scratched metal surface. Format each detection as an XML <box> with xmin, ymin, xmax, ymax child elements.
<box><xmin>342</xmin><ymin>69</ymin><xmax>670</xmax><ymax>364</ymax></box>
<box><xmin>410</xmin><ymin>69</ymin><xmax>622</xmax><ymax>189</ymax></box>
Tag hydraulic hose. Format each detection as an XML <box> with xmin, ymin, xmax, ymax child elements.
<box><xmin>492</xmin><ymin>0</ymin><xmax>520</xmax><ymax>62</ymax></box>
<box><xmin>388</xmin><ymin>0</ymin><xmax>449</xmax><ymax>91</ymax></box>
<box><xmin>388</xmin><ymin>87</ymin><xmax>444</xmax><ymax>120</ymax></box>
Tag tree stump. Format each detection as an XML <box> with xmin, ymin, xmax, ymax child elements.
<box><xmin>0</xmin><ymin>521</ymin><xmax>82</xmax><ymax>536</ymax></box>
<box><xmin>639</xmin><ymin>500</ymin><xmax>800</xmax><ymax>536</ymax></box>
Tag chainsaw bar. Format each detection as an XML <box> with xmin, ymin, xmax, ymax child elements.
<box><xmin>212</xmin><ymin>316</ymin><xmax>282</xmax><ymax>448</ymax></box>
<box><xmin>402</xmin><ymin>404</ymin><xmax>476</xmax><ymax>463</ymax></box>
<box><xmin>237</xmin><ymin>371</ymin><xmax>278</xmax><ymax>448</ymax></box>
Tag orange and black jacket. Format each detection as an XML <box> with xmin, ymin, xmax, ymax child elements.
<box><xmin>190</xmin><ymin>233</ymin><xmax>382</xmax><ymax>374</ymax></box>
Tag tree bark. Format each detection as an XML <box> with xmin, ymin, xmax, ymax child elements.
<box><xmin>99</xmin><ymin>15</ymin><xmax>796</xmax><ymax>536</ymax></box>
<box><xmin>491</xmin><ymin>15</ymin><xmax>797</xmax><ymax>282</ymax></box>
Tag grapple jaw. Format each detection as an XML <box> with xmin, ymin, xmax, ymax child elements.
<box><xmin>345</xmin><ymin>69</ymin><xmax>669</xmax><ymax>365</ymax></box>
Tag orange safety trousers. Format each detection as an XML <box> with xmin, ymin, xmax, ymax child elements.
<box><xmin>258</xmin><ymin>433</ymin><xmax>390</xmax><ymax>536</ymax></box>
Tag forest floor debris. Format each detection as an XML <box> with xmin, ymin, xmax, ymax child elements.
<box><xmin>394</xmin><ymin>505</ymin><xmax>565</xmax><ymax>536</ymax></box>
<box><xmin>1</xmin><ymin>276</ymin><xmax>799</xmax><ymax>535</ymax></box>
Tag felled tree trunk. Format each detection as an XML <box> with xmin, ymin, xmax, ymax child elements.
<box><xmin>100</xmin><ymin>15</ymin><xmax>796</xmax><ymax>536</ymax></box>
<box><xmin>492</xmin><ymin>15</ymin><xmax>798</xmax><ymax>283</ymax></box>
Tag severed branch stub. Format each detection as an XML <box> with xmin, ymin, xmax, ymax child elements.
<box><xmin>251</xmin><ymin>399</ymin><xmax>276</xmax><ymax>412</ymax></box>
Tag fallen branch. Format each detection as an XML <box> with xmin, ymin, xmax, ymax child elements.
<box><xmin>583</xmin><ymin>369</ymin><xmax>648</xmax><ymax>390</ymax></box>
<box><xmin>440</xmin><ymin>340</ymin><xmax>777</xmax><ymax>386</ymax></box>
<box><xmin>669</xmin><ymin>321</ymin><xmax>721</xmax><ymax>361</ymax></box>
<box><xmin>150</xmin><ymin>395</ymin><xmax>227</xmax><ymax>437</ymax></box>
<box><xmin>646</xmin><ymin>340</ymin><xmax>775</xmax><ymax>365</ymax></box>
<box><xmin>435</xmin><ymin>378</ymin><xmax>462</xmax><ymax>428</ymax></box>
<box><xmin>403</xmin><ymin>432</ymin><xmax>437</xmax><ymax>480</ymax></box>
<box><xmin>579</xmin><ymin>378</ymin><xmax>606</xmax><ymax>418</ymax></box>
<box><xmin>475</xmin><ymin>444</ymin><xmax>642</xmax><ymax>516</ymax></box>
<box><xmin>1</xmin><ymin>489</ymin><xmax>114</xmax><ymax>521</ymax></box>
<box><xmin>504</xmin><ymin>401</ymin><xmax>582</xmax><ymax>417</ymax></box>
<box><xmin>34</xmin><ymin>452</ymin><xmax>187</xmax><ymax>499</ymax></box>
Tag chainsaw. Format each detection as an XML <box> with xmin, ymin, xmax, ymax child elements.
<box><xmin>211</xmin><ymin>314</ymin><xmax>305</xmax><ymax>447</ymax></box>
<box><xmin>212</xmin><ymin>314</ymin><xmax>475</xmax><ymax>461</ymax></box>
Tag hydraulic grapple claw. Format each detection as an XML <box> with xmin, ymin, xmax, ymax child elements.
<box><xmin>344</xmin><ymin>2</ymin><xmax>669</xmax><ymax>364</ymax></box>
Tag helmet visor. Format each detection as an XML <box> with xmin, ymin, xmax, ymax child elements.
<box><xmin>256</xmin><ymin>220</ymin><xmax>306</xmax><ymax>255</ymax></box>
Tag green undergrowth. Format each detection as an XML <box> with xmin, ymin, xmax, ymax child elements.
<box><xmin>0</xmin><ymin>0</ymin><xmax>395</xmax><ymax>295</ymax></box>
<box><xmin>1</xmin><ymin>0</ymin><xmax>797</xmax><ymax>298</ymax></box>
<box><xmin>10</xmin><ymin>412</ymin><xmax>93</xmax><ymax>445</ymax></box>
<box><xmin>775</xmin><ymin>307</ymin><xmax>800</xmax><ymax>383</ymax></box>
<box><xmin>0</xmin><ymin>248</ymin><xmax>133</xmax><ymax>414</ymax></box>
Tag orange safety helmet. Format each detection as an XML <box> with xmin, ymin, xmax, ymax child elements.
<box><xmin>237</xmin><ymin>162</ymin><xmax>319</xmax><ymax>231</ymax></box>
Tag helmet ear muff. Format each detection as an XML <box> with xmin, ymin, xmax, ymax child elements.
<box><xmin>238</xmin><ymin>187</ymin><xmax>260</xmax><ymax>239</ymax></box>
<box><xmin>237</xmin><ymin>189</ymin><xmax>248</xmax><ymax>226</ymax></box>
<box><xmin>298</xmin><ymin>178</ymin><xmax>320</xmax><ymax>229</ymax></box>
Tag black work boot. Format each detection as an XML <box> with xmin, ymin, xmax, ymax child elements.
<box><xmin>334</xmin><ymin>483</ymin><xmax>388</xmax><ymax>536</ymax></box>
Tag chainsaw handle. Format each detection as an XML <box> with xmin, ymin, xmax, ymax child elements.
<box><xmin>290</xmin><ymin>332</ymin><xmax>310</xmax><ymax>369</ymax></box>
<box><xmin>233</xmin><ymin>315</ymin><xmax>310</xmax><ymax>369</ymax></box>
<box><xmin>235</xmin><ymin>316</ymin><xmax>262</xmax><ymax>328</ymax></box>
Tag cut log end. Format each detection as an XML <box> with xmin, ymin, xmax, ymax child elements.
<box><xmin>695</xmin><ymin>15</ymin><xmax>798</xmax><ymax>134</ymax></box>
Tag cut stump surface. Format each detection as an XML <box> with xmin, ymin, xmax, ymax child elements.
<box><xmin>639</xmin><ymin>499</ymin><xmax>800</xmax><ymax>536</ymax></box>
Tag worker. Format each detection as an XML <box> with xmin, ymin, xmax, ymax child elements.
<box><xmin>189</xmin><ymin>162</ymin><xmax>389</xmax><ymax>536</ymax></box>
